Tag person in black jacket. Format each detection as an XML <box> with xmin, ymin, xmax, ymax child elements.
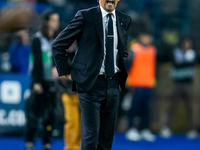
<box><xmin>24</xmin><ymin>10</ymin><xmax>60</xmax><ymax>150</ymax></box>
<box><xmin>160</xmin><ymin>37</ymin><xmax>198</xmax><ymax>139</ymax></box>
<box><xmin>52</xmin><ymin>0</ymin><xmax>131</xmax><ymax>150</ymax></box>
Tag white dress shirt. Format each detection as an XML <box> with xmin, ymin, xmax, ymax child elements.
<box><xmin>99</xmin><ymin>6</ymin><xmax>120</xmax><ymax>75</ymax></box>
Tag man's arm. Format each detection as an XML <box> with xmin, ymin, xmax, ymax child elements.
<box><xmin>123</xmin><ymin>16</ymin><xmax>132</xmax><ymax>60</ymax></box>
<box><xmin>52</xmin><ymin>11</ymin><xmax>84</xmax><ymax>76</ymax></box>
<box><xmin>31</xmin><ymin>38</ymin><xmax>44</xmax><ymax>94</ymax></box>
<box><xmin>126</xmin><ymin>17</ymin><xmax>132</xmax><ymax>49</ymax></box>
<box><xmin>32</xmin><ymin>38</ymin><xmax>44</xmax><ymax>84</ymax></box>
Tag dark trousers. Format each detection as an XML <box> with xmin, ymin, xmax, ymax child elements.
<box><xmin>167</xmin><ymin>82</ymin><xmax>194</xmax><ymax>130</ymax></box>
<box><xmin>128</xmin><ymin>87</ymin><xmax>152</xmax><ymax>130</ymax></box>
<box><xmin>78</xmin><ymin>75</ymin><xmax>120</xmax><ymax>150</ymax></box>
<box><xmin>24</xmin><ymin>81</ymin><xmax>56</xmax><ymax>144</ymax></box>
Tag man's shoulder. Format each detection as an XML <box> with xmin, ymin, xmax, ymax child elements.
<box><xmin>78</xmin><ymin>6</ymin><xmax>99</xmax><ymax>15</ymax></box>
<box><xmin>116</xmin><ymin>10</ymin><xmax>131</xmax><ymax>21</ymax></box>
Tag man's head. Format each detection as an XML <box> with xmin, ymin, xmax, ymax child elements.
<box><xmin>181</xmin><ymin>37</ymin><xmax>193</xmax><ymax>51</ymax></box>
<box><xmin>138</xmin><ymin>31</ymin><xmax>153</xmax><ymax>46</ymax></box>
<box><xmin>98</xmin><ymin>0</ymin><xmax>120</xmax><ymax>12</ymax></box>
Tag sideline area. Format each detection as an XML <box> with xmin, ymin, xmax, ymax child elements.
<box><xmin>0</xmin><ymin>133</ymin><xmax>200</xmax><ymax>150</ymax></box>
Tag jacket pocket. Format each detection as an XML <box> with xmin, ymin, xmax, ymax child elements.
<box><xmin>71</xmin><ymin>62</ymin><xmax>85</xmax><ymax>71</ymax></box>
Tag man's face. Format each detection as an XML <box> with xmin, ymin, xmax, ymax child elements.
<box><xmin>182</xmin><ymin>39</ymin><xmax>192</xmax><ymax>50</ymax></box>
<box><xmin>99</xmin><ymin>0</ymin><xmax>120</xmax><ymax>12</ymax></box>
<box><xmin>139</xmin><ymin>34</ymin><xmax>152</xmax><ymax>46</ymax></box>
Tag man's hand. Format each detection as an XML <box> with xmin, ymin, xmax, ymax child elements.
<box><xmin>52</xmin><ymin>67</ymin><xmax>59</xmax><ymax>78</ymax></box>
<box><xmin>58</xmin><ymin>74</ymin><xmax>72</xmax><ymax>81</ymax></box>
<box><xmin>52</xmin><ymin>67</ymin><xmax>72</xmax><ymax>81</ymax></box>
<box><xmin>65</xmin><ymin>74</ymin><xmax>72</xmax><ymax>80</ymax></box>
<box><xmin>33</xmin><ymin>83</ymin><xmax>43</xmax><ymax>94</ymax></box>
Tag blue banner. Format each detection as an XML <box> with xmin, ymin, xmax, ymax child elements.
<box><xmin>0</xmin><ymin>73</ymin><xmax>31</xmax><ymax>135</ymax></box>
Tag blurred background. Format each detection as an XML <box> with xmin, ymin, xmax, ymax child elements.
<box><xmin>0</xmin><ymin>0</ymin><xmax>200</xmax><ymax>150</ymax></box>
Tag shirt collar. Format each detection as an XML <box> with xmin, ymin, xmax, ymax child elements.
<box><xmin>100</xmin><ymin>6</ymin><xmax>116</xmax><ymax>18</ymax></box>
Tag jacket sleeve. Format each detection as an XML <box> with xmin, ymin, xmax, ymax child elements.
<box><xmin>52</xmin><ymin>10</ymin><xmax>84</xmax><ymax>76</ymax></box>
<box><xmin>31</xmin><ymin>37</ymin><xmax>44</xmax><ymax>84</ymax></box>
<box><xmin>124</xmin><ymin>16</ymin><xmax>132</xmax><ymax>59</ymax></box>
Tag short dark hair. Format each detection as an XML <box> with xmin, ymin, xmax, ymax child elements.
<box><xmin>138</xmin><ymin>30</ymin><xmax>152</xmax><ymax>37</ymax></box>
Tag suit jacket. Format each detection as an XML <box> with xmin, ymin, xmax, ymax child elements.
<box><xmin>52</xmin><ymin>6</ymin><xmax>131</xmax><ymax>92</ymax></box>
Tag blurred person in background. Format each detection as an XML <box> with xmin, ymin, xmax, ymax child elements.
<box><xmin>8</xmin><ymin>30</ymin><xmax>31</xmax><ymax>74</ymax></box>
<box><xmin>126</xmin><ymin>31</ymin><xmax>156</xmax><ymax>142</ymax></box>
<box><xmin>0</xmin><ymin>6</ymin><xmax>32</xmax><ymax>73</ymax></box>
<box><xmin>24</xmin><ymin>9</ymin><xmax>59</xmax><ymax>150</ymax></box>
<box><xmin>52</xmin><ymin>42</ymin><xmax>81</xmax><ymax>150</ymax></box>
<box><xmin>52</xmin><ymin>0</ymin><xmax>131</xmax><ymax>149</ymax></box>
<box><xmin>160</xmin><ymin>37</ymin><xmax>198</xmax><ymax>139</ymax></box>
<box><xmin>0</xmin><ymin>52</ymin><xmax>12</xmax><ymax>73</ymax></box>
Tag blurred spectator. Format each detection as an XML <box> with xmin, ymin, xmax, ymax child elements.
<box><xmin>7</xmin><ymin>0</ymin><xmax>35</xmax><ymax>2</ymax></box>
<box><xmin>8</xmin><ymin>30</ymin><xmax>31</xmax><ymax>74</ymax></box>
<box><xmin>0</xmin><ymin>52</ymin><xmax>11</xmax><ymax>72</ymax></box>
<box><xmin>24</xmin><ymin>9</ymin><xmax>60</xmax><ymax>150</ymax></box>
<box><xmin>126</xmin><ymin>31</ymin><xmax>156</xmax><ymax>142</ymax></box>
<box><xmin>160</xmin><ymin>37</ymin><xmax>198</xmax><ymax>139</ymax></box>
<box><xmin>37</xmin><ymin>0</ymin><xmax>48</xmax><ymax>4</ymax></box>
<box><xmin>48</xmin><ymin>0</ymin><xmax>65</xmax><ymax>7</ymax></box>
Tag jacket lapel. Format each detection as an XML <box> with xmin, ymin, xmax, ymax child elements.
<box><xmin>93</xmin><ymin>6</ymin><xmax>104</xmax><ymax>49</ymax></box>
<box><xmin>116</xmin><ymin>11</ymin><xmax>124</xmax><ymax>53</ymax></box>
<box><xmin>92</xmin><ymin>8</ymin><xmax>126</xmax><ymax>56</ymax></box>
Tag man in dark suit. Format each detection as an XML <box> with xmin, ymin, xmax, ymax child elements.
<box><xmin>52</xmin><ymin>0</ymin><xmax>131</xmax><ymax>149</ymax></box>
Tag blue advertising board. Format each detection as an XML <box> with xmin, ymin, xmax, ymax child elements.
<box><xmin>0</xmin><ymin>73</ymin><xmax>31</xmax><ymax>136</ymax></box>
